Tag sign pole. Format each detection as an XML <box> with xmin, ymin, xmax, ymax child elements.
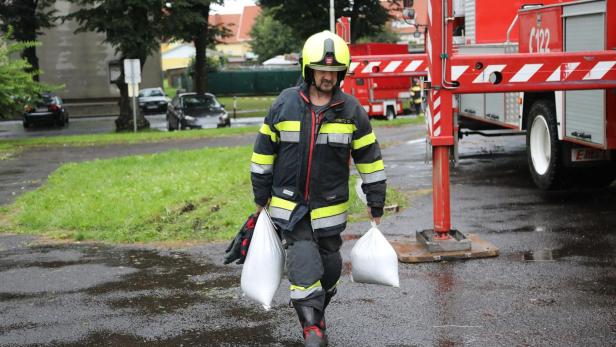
<box><xmin>124</xmin><ymin>59</ymin><xmax>141</xmax><ymax>133</ymax></box>
<box><xmin>132</xmin><ymin>85</ymin><xmax>137</xmax><ymax>133</ymax></box>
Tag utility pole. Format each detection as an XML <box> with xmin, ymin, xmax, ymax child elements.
<box><xmin>329</xmin><ymin>0</ymin><xmax>335</xmax><ymax>32</ymax></box>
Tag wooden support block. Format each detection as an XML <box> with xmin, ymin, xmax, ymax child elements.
<box><xmin>391</xmin><ymin>233</ymin><xmax>499</xmax><ymax>263</ymax></box>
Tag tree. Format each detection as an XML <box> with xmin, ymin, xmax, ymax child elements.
<box><xmin>0</xmin><ymin>28</ymin><xmax>58</xmax><ymax>118</ymax></box>
<box><xmin>0</xmin><ymin>0</ymin><xmax>58</xmax><ymax>81</ymax></box>
<box><xmin>249</xmin><ymin>8</ymin><xmax>300</xmax><ymax>63</ymax></box>
<box><xmin>257</xmin><ymin>0</ymin><xmax>400</xmax><ymax>43</ymax></box>
<box><xmin>65</xmin><ymin>0</ymin><xmax>166</xmax><ymax>131</ymax></box>
<box><xmin>162</xmin><ymin>0</ymin><xmax>228</xmax><ymax>94</ymax></box>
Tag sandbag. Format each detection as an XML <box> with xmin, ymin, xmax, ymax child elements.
<box><xmin>350</xmin><ymin>224</ymin><xmax>400</xmax><ymax>287</ymax></box>
<box><xmin>240</xmin><ymin>210</ymin><xmax>285</xmax><ymax>310</ymax></box>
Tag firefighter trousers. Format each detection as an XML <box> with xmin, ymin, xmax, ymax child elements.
<box><xmin>284</xmin><ymin>215</ymin><xmax>342</xmax><ymax>326</ymax></box>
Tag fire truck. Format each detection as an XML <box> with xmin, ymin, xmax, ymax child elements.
<box><xmin>345</xmin><ymin>0</ymin><xmax>616</xmax><ymax>190</ymax></box>
<box><xmin>453</xmin><ymin>0</ymin><xmax>616</xmax><ymax>189</ymax></box>
<box><xmin>337</xmin><ymin>17</ymin><xmax>426</xmax><ymax>120</ymax></box>
<box><xmin>343</xmin><ymin>0</ymin><xmax>616</xmax><ymax>257</ymax></box>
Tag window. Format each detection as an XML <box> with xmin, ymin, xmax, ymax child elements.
<box><xmin>356</xmin><ymin>78</ymin><xmax>365</xmax><ymax>86</ymax></box>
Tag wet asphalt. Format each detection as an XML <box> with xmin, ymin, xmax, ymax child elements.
<box><xmin>1</xmin><ymin>122</ymin><xmax>615</xmax><ymax>346</ymax></box>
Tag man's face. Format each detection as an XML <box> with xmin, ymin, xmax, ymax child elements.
<box><xmin>313</xmin><ymin>70</ymin><xmax>338</xmax><ymax>93</ymax></box>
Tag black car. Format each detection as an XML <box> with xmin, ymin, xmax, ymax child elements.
<box><xmin>166</xmin><ymin>93</ymin><xmax>230</xmax><ymax>130</ymax></box>
<box><xmin>23</xmin><ymin>93</ymin><xmax>69</xmax><ymax>128</ymax></box>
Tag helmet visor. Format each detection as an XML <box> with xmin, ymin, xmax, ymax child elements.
<box><xmin>307</xmin><ymin>64</ymin><xmax>347</xmax><ymax>72</ymax></box>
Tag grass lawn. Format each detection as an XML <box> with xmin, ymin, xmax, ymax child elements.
<box><xmin>218</xmin><ymin>96</ymin><xmax>276</xmax><ymax>118</ymax></box>
<box><xmin>1</xmin><ymin>146</ymin><xmax>405</xmax><ymax>243</ymax></box>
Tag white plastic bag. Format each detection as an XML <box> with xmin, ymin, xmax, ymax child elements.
<box><xmin>350</xmin><ymin>224</ymin><xmax>400</xmax><ymax>287</ymax></box>
<box><xmin>240</xmin><ymin>210</ymin><xmax>285</xmax><ymax>310</ymax></box>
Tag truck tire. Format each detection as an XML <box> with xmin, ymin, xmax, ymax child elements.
<box><xmin>385</xmin><ymin>107</ymin><xmax>396</xmax><ymax>121</ymax></box>
<box><xmin>526</xmin><ymin>99</ymin><xmax>566</xmax><ymax>190</ymax></box>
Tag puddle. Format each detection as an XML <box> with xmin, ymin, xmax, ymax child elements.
<box><xmin>107</xmin><ymin>292</ymin><xmax>206</xmax><ymax>314</ymax></box>
<box><xmin>0</xmin><ymin>169</ymin><xmax>25</xmax><ymax>175</ymax></box>
<box><xmin>521</xmin><ymin>249</ymin><xmax>562</xmax><ymax>261</ymax></box>
<box><xmin>494</xmin><ymin>226</ymin><xmax>548</xmax><ymax>233</ymax></box>
<box><xmin>61</xmin><ymin>325</ymin><xmax>300</xmax><ymax>347</ymax></box>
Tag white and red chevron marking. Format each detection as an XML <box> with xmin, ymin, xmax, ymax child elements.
<box><xmin>361</xmin><ymin>61</ymin><xmax>381</xmax><ymax>74</ymax></box>
<box><xmin>453</xmin><ymin>60</ymin><xmax>616</xmax><ymax>84</ymax></box>
<box><xmin>450</xmin><ymin>52</ymin><xmax>616</xmax><ymax>92</ymax></box>
<box><xmin>429</xmin><ymin>89</ymin><xmax>441</xmax><ymax>137</ymax></box>
<box><xmin>348</xmin><ymin>54</ymin><xmax>428</xmax><ymax>77</ymax></box>
<box><xmin>348</xmin><ymin>62</ymin><xmax>360</xmax><ymax>73</ymax></box>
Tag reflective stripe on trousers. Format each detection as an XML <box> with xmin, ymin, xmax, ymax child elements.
<box><xmin>289</xmin><ymin>281</ymin><xmax>323</xmax><ymax>300</ymax></box>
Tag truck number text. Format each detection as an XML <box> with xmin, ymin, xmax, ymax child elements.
<box><xmin>529</xmin><ymin>27</ymin><xmax>551</xmax><ymax>53</ymax></box>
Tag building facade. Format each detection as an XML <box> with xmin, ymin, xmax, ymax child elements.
<box><xmin>36</xmin><ymin>1</ymin><xmax>162</xmax><ymax>116</ymax></box>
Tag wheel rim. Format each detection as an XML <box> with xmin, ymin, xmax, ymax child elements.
<box><xmin>530</xmin><ymin>115</ymin><xmax>551</xmax><ymax>175</ymax></box>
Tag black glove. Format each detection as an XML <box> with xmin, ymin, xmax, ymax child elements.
<box><xmin>223</xmin><ymin>214</ymin><xmax>257</xmax><ymax>265</ymax></box>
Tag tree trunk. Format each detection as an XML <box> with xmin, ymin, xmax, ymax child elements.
<box><xmin>21</xmin><ymin>1</ymin><xmax>40</xmax><ymax>81</ymax></box>
<box><xmin>350</xmin><ymin>1</ymin><xmax>360</xmax><ymax>43</ymax></box>
<box><xmin>21</xmin><ymin>46</ymin><xmax>40</xmax><ymax>82</ymax></box>
<box><xmin>193</xmin><ymin>2</ymin><xmax>210</xmax><ymax>95</ymax></box>
<box><xmin>113</xmin><ymin>61</ymin><xmax>150</xmax><ymax>132</ymax></box>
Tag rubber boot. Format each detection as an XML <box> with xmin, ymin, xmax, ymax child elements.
<box><xmin>293</xmin><ymin>303</ymin><xmax>327</xmax><ymax>347</ymax></box>
<box><xmin>319</xmin><ymin>287</ymin><xmax>337</xmax><ymax>332</ymax></box>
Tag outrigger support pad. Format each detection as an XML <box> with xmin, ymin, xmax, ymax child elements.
<box><xmin>417</xmin><ymin>229</ymin><xmax>471</xmax><ymax>252</ymax></box>
<box><xmin>391</xmin><ymin>231</ymin><xmax>499</xmax><ymax>263</ymax></box>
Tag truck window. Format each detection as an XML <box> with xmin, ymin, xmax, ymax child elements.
<box><xmin>356</xmin><ymin>78</ymin><xmax>364</xmax><ymax>86</ymax></box>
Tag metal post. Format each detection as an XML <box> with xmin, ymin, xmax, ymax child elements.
<box><xmin>132</xmin><ymin>86</ymin><xmax>137</xmax><ymax>133</ymax></box>
<box><xmin>427</xmin><ymin>0</ymin><xmax>454</xmax><ymax>239</ymax></box>
<box><xmin>330</xmin><ymin>0</ymin><xmax>335</xmax><ymax>32</ymax></box>
<box><xmin>233</xmin><ymin>95</ymin><xmax>237</xmax><ymax>119</ymax></box>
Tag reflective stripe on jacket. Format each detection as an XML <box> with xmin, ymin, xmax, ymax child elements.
<box><xmin>251</xmin><ymin>83</ymin><xmax>386</xmax><ymax>235</ymax></box>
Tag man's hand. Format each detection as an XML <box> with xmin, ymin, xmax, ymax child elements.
<box><xmin>255</xmin><ymin>204</ymin><xmax>264</xmax><ymax>216</ymax></box>
<box><xmin>367</xmin><ymin>207</ymin><xmax>381</xmax><ymax>225</ymax></box>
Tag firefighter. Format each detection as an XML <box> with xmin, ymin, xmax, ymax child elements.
<box><xmin>411</xmin><ymin>77</ymin><xmax>422</xmax><ymax>115</ymax></box>
<box><xmin>250</xmin><ymin>31</ymin><xmax>386</xmax><ymax>347</ymax></box>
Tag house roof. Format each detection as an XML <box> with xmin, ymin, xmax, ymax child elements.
<box><xmin>209</xmin><ymin>5</ymin><xmax>261</xmax><ymax>44</ymax></box>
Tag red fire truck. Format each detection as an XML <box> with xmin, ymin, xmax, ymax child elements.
<box><xmin>378</xmin><ymin>0</ymin><xmax>616</xmax><ymax>256</ymax></box>
<box><xmin>346</xmin><ymin>0</ymin><xmax>616</xmax><ymax>190</ymax></box>
<box><xmin>338</xmin><ymin>17</ymin><xmax>427</xmax><ymax>119</ymax></box>
<box><xmin>342</xmin><ymin>43</ymin><xmax>421</xmax><ymax>119</ymax></box>
<box><xmin>453</xmin><ymin>0</ymin><xmax>616</xmax><ymax>189</ymax></box>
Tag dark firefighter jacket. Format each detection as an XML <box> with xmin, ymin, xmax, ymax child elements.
<box><xmin>250</xmin><ymin>83</ymin><xmax>386</xmax><ymax>236</ymax></box>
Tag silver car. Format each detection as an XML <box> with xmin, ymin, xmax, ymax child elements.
<box><xmin>138</xmin><ymin>87</ymin><xmax>170</xmax><ymax>114</ymax></box>
<box><xmin>166</xmin><ymin>92</ymin><xmax>230</xmax><ymax>130</ymax></box>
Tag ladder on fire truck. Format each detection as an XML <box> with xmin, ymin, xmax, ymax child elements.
<box><xmin>350</xmin><ymin>0</ymin><xmax>616</xmax><ymax>262</ymax></box>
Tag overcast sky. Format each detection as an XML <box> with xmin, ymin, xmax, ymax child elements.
<box><xmin>211</xmin><ymin>0</ymin><xmax>257</xmax><ymax>14</ymax></box>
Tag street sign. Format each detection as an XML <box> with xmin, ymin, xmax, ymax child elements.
<box><xmin>123</xmin><ymin>59</ymin><xmax>141</xmax><ymax>84</ymax></box>
<box><xmin>123</xmin><ymin>59</ymin><xmax>141</xmax><ymax>133</ymax></box>
<box><xmin>127</xmin><ymin>83</ymin><xmax>139</xmax><ymax>97</ymax></box>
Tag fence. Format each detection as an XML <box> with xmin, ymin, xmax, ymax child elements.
<box><xmin>169</xmin><ymin>69</ymin><xmax>301</xmax><ymax>96</ymax></box>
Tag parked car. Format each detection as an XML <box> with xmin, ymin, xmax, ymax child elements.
<box><xmin>166</xmin><ymin>92</ymin><xmax>231</xmax><ymax>130</ymax></box>
<box><xmin>138</xmin><ymin>87</ymin><xmax>170</xmax><ymax>114</ymax></box>
<box><xmin>23</xmin><ymin>93</ymin><xmax>69</xmax><ymax>128</ymax></box>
